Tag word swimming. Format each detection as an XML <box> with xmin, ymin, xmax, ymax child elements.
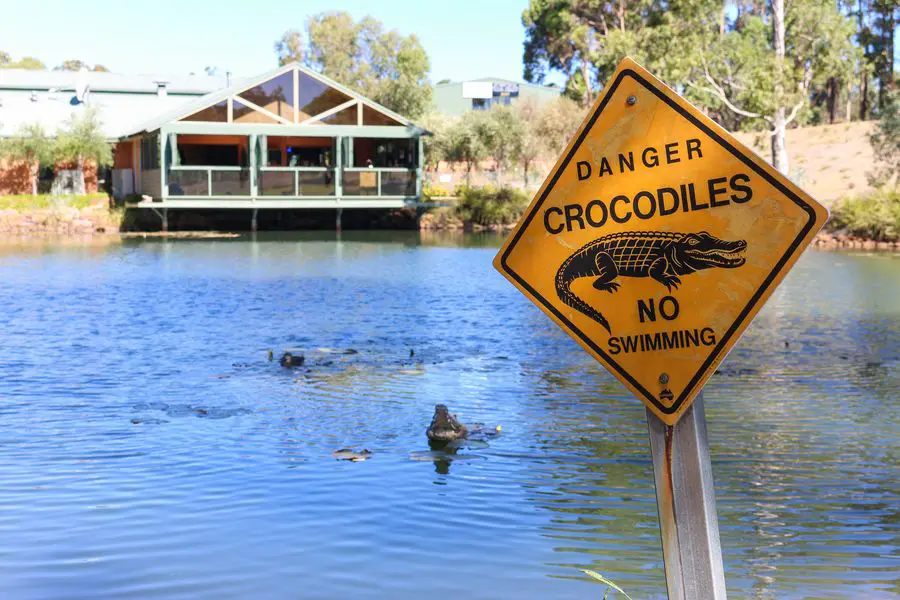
<box><xmin>544</xmin><ymin>174</ymin><xmax>752</xmax><ymax>234</ymax></box>
<box><xmin>608</xmin><ymin>326</ymin><xmax>716</xmax><ymax>355</ymax></box>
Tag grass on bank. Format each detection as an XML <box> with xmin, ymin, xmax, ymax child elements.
<box><xmin>0</xmin><ymin>193</ymin><xmax>109</xmax><ymax>211</ymax></box>
<box><xmin>828</xmin><ymin>187</ymin><xmax>900</xmax><ymax>242</ymax></box>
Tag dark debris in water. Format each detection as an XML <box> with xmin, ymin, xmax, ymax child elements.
<box><xmin>332</xmin><ymin>448</ymin><xmax>372</xmax><ymax>462</ymax></box>
<box><xmin>133</xmin><ymin>402</ymin><xmax>252</xmax><ymax>421</ymax></box>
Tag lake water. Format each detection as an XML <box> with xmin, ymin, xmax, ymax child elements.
<box><xmin>0</xmin><ymin>232</ymin><xmax>897</xmax><ymax>600</ymax></box>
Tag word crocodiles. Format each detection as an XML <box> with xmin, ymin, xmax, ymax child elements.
<box><xmin>555</xmin><ymin>231</ymin><xmax>747</xmax><ymax>333</ymax></box>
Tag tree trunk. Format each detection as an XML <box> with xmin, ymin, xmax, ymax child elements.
<box><xmin>827</xmin><ymin>77</ymin><xmax>837</xmax><ymax>124</ymax></box>
<box><xmin>861</xmin><ymin>70</ymin><xmax>869</xmax><ymax>120</ymax></box>
<box><xmin>846</xmin><ymin>80</ymin><xmax>853</xmax><ymax>121</ymax></box>
<box><xmin>75</xmin><ymin>155</ymin><xmax>87</xmax><ymax>195</ymax></box>
<box><xmin>771</xmin><ymin>0</ymin><xmax>790</xmax><ymax>174</ymax></box>
<box><xmin>30</xmin><ymin>162</ymin><xmax>38</xmax><ymax>196</ymax></box>
<box><xmin>858</xmin><ymin>0</ymin><xmax>869</xmax><ymax>120</ymax></box>
<box><xmin>580</xmin><ymin>62</ymin><xmax>594</xmax><ymax>102</ymax></box>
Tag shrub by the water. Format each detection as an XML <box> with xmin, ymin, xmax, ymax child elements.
<box><xmin>829</xmin><ymin>188</ymin><xmax>900</xmax><ymax>242</ymax></box>
<box><xmin>452</xmin><ymin>186</ymin><xmax>531</xmax><ymax>226</ymax></box>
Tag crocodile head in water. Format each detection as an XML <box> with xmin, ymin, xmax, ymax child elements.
<box><xmin>674</xmin><ymin>231</ymin><xmax>747</xmax><ymax>272</ymax></box>
<box><xmin>426</xmin><ymin>404</ymin><xmax>468</xmax><ymax>442</ymax></box>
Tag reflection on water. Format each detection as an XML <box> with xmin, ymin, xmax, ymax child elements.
<box><xmin>0</xmin><ymin>232</ymin><xmax>897</xmax><ymax>599</ymax></box>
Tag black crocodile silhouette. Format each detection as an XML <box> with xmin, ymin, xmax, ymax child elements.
<box><xmin>555</xmin><ymin>231</ymin><xmax>747</xmax><ymax>333</ymax></box>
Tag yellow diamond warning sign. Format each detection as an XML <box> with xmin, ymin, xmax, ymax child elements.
<box><xmin>493</xmin><ymin>58</ymin><xmax>828</xmax><ymax>425</ymax></box>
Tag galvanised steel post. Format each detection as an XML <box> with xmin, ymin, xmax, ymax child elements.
<box><xmin>647</xmin><ymin>393</ymin><xmax>727</xmax><ymax>600</ymax></box>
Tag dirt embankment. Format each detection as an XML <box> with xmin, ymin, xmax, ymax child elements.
<box><xmin>733</xmin><ymin>121</ymin><xmax>876</xmax><ymax>205</ymax></box>
<box><xmin>0</xmin><ymin>205</ymin><xmax>120</xmax><ymax>237</ymax></box>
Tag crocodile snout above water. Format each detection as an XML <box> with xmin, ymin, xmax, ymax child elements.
<box><xmin>426</xmin><ymin>404</ymin><xmax>468</xmax><ymax>442</ymax></box>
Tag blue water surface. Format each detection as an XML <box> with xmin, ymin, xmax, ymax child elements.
<box><xmin>0</xmin><ymin>232</ymin><xmax>897</xmax><ymax>599</ymax></box>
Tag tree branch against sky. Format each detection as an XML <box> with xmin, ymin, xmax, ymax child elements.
<box><xmin>521</xmin><ymin>0</ymin><xmax>863</xmax><ymax>174</ymax></box>
<box><xmin>274</xmin><ymin>11</ymin><xmax>432</xmax><ymax>119</ymax></box>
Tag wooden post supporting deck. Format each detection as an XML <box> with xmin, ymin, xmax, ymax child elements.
<box><xmin>647</xmin><ymin>393</ymin><xmax>727</xmax><ymax>600</ymax></box>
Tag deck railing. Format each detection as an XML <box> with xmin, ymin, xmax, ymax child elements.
<box><xmin>164</xmin><ymin>166</ymin><xmax>416</xmax><ymax>199</ymax></box>
<box><xmin>167</xmin><ymin>166</ymin><xmax>250</xmax><ymax>197</ymax></box>
<box><xmin>259</xmin><ymin>167</ymin><xmax>336</xmax><ymax>197</ymax></box>
<box><xmin>343</xmin><ymin>168</ymin><xmax>416</xmax><ymax>197</ymax></box>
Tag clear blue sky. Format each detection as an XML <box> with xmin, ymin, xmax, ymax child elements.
<box><xmin>1</xmin><ymin>0</ymin><xmax>550</xmax><ymax>83</ymax></box>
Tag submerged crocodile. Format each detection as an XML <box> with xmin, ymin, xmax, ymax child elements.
<box><xmin>555</xmin><ymin>231</ymin><xmax>747</xmax><ymax>333</ymax></box>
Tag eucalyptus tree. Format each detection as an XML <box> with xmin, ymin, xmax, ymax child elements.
<box><xmin>274</xmin><ymin>12</ymin><xmax>432</xmax><ymax>119</ymax></box>
<box><xmin>54</xmin><ymin>109</ymin><xmax>113</xmax><ymax>194</ymax></box>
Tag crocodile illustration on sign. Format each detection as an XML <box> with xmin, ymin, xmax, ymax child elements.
<box><xmin>555</xmin><ymin>231</ymin><xmax>747</xmax><ymax>333</ymax></box>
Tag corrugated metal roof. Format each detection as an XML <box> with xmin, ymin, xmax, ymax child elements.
<box><xmin>434</xmin><ymin>77</ymin><xmax>560</xmax><ymax>91</ymax></box>
<box><xmin>0</xmin><ymin>68</ymin><xmax>234</xmax><ymax>94</ymax></box>
<box><xmin>0</xmin><ymin>68</ymin><xmax>238</xmax><ymax>139</ymax></box>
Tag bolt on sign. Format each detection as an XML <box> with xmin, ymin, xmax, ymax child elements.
<box><xmin>494</xmin><ymin>58</ymin><xmax>828</xmax><ymax>425</ymax></box>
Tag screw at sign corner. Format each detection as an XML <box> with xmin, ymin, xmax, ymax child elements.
<box><xmin>659</xmin><ymin>373</ymin><xmax>669</xmax><ymax>384</ymax></box>
<box><xmin>627</xmin><ymin>95</ymin><xmax>637</xmax><ymax>106</ymax></box>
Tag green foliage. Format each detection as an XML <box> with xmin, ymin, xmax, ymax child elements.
<box><xmin>54</xmin><ymin>108</ymin><xmax>113</xmax><ymax>168</ymax></box>
<box><xmin>476</xmin><ymin>106</ymin><xmax>526</xmax><ymax>181</ymax></box>
<box><xmin>869</xmin><ymin>90</ymin><xmax>900</xmax><ymax>185</ymax></box>
<box><xmin>53</xmin><ymin>60</ymin><xmax>111</xmax><ymax>72</ymax></box>
<box><xmin>829</xmin><ymin>188</ymin><xmax>900</xmax><ymax>242</ymax></box>
<box><xmin>274</xmin><ymin>12</ymin><xmax>432</xmax><ymax>119</ymax></box>
<box><xmin>0</xmin><ymin>123</ymin><xmax>55</xmax><ymax>195</ymax></box>
<box><xmin>1</xmin><ymin>123</ymin><xmax>55</xmax><ymax>165</ymax></box>
<box><xmin>522</xmin><ymin>0</ymin><xmax>861</xmax><ymax>138</ymax></box>
<box><xmin>421</xmin><ymin>183</ymin><xmax>451</xmax><ymax>200</ymax></box>
<box><xmin>452</xmin><ymin>186</ymin><xmax>531</xmax><ymax>226</ymax></box>
<box><xmin>0</xmin><ymin>53</ymin><xmax>46</xmax><ymax>70</ymax></box>
<box><xmin>417</xmin><ymin>111</ymin><xmax>452</xmax><ymax>170</ymax></box>
<box><xmin>443</xmin><ymin>112</ymin><xmax>489</xmax><ymax>181</ymax></box>
<box><xmin>55</xmin><ymin>60</ymin><xmax>87</xmax><ymax>71</ymax></box>
<box><xmin>424</xmin><ymin>97</ymin><xmax>585</xmax><ymax>185</ymax></box>
<box><xmin>512</xmin><ymin>97</ymin><xmax>544</xmax><ymax>186</ymax></box>
<box><xmin>534</xmin><ymin>97</ymin><xmax>585</xmax><ymax>159</ymax></box>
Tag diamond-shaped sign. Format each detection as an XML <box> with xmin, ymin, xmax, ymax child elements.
<box><xmin>493</xmin><ymin>58</ymin><xmax>828</xmax><ymax>425</ymax></box>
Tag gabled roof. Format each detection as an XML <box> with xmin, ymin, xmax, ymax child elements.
<box><xmin>122</xmin><ymin>62</ymin><xmax>421</xmax><ymax>137</ymax></box>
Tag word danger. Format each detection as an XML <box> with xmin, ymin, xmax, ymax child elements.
<box><xmin>575</xmin><ymin>138</ymin><xmax>704</xmax><ymax>180</ymax></box>
<box><xmin>544</xmin><ymin>175</ymin><xmax>752</xmax><ymax>234</ymax></box>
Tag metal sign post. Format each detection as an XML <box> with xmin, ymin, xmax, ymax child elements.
<box><xmin>647</xmin><ymin>393</ymin><xmax>727</xmax><ymax>599</ymax></box>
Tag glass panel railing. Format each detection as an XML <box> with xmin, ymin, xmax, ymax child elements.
<box><xmin>298</xmin><ymin>171</ymin><xmax>335</xmax><ymax>196</ymax></box>
<box><xmin>380</xmin><ymin>171</ymin><xmax>416</xmax><ymax>196</ymax></box>
<box><xmin>211</xmin><ymin>169</ymin><xmax>251</xmax><ymax>196</ymax></box>
<box><xmin>168</xmin><ymin>169</ymin><xmax>208</xmax><ymax>196</ymax></box>
<box><xmin>260</xmin><ymin>171</ymin><xmax>295</xmax><ymax>196</ymax></box>
<box><xmin>342</xmin><ymin>170</ymin><xmax>379</xmax><ymax>196</ymax></box>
